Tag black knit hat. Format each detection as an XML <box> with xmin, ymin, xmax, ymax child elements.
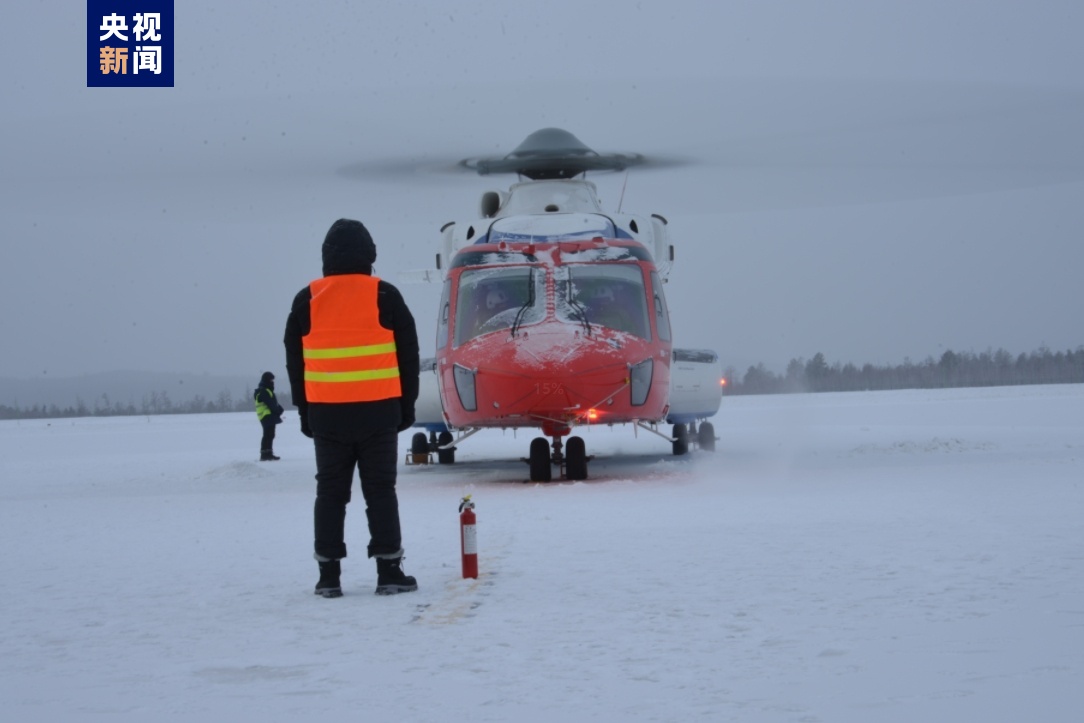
<box><xmin>322</xmin><ymin>218</ymin><xmax>376</xmax><ymax>275</ymax></box>
<box><xmin>260</xmin><ymin>371</ymin><xmax>274</xmax><ymax>385</ymax></box>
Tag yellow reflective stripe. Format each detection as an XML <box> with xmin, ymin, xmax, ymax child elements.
<box><xmin>303</xmin><ymin>342</ymin><xmax>397</xmax><ymax>360</ymax></box>
<box><xmin>304</xmin><ymin>368</ymin><xmax>401</xmax><ymax>383</ymax></box>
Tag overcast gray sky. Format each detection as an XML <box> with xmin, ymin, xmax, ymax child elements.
<box><xmin>3</xmin><ymin>0</ymin><xmax>1083</xmax><ymax>379</ymax></box>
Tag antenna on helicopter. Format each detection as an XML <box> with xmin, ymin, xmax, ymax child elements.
<box><xmin>617</xmin><ymin>169</ymin><xmax>630</xmax><ymax>213</ymax></box>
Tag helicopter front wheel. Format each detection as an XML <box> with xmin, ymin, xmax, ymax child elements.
<box><xmin>565</xmin><ymin>436</ymin><xmax>588</xmax><ymax>481</ymax></box>
<box><xmin>528</xmin><ymin>437</ymin><xmax>552</xmax><ymax>482</ymax></box>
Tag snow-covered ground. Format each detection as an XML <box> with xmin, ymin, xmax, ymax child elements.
<box><xmin>2</xmin><ymin>384</ymin><xmax>1082</xmax><ymax>722</ymax></box>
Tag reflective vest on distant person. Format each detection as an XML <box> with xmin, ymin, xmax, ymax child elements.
<box><xmin>254</xmin><ymin>389</ymin><xmax>276</xmax><ymax>420</ymax></box>
<box><xmin>302</xmin><ymin>275</ymin><xmax>402</xmax><ymax>403</ymax></box>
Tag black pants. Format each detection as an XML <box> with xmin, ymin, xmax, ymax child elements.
<box><xmin>260</xmin><ymin>417</ymin><xmax>277</xmax><ymax>453</ymax></box>
<box><xmin>312</xmin><ymin>426</ymin><xmax>401</xmax><ymax>561</ymax></box>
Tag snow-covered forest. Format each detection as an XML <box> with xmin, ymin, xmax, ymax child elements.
<box><xmin>730</xmin><ymin>345</ymin><xmax>1084</xmax><ymax>395</ymax></box>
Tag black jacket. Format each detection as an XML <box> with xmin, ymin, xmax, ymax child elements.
<box><xmin>284</xmin><ymin>278</ymin><xmax>420</xmax><ymax>433</ymax></box>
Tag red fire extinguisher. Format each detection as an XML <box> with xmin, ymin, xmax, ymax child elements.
<box><xmin>459</xmin><ymin>495</ymin><xmax>478</xmax><ymax>579</ymax></box>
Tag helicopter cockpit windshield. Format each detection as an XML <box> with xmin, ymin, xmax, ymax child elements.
<box><xmin>454</xmin><ymin>266</ymin><xmax>545</xmax><ymax>346</ymax></box>
<box><xmin>556</xmin><ymin>264</ymin><xmax>651</xmax><ymax>339</ymax></box>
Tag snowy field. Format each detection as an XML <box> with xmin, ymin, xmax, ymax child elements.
<box><xmin>2</xmin><ymin>384</ymin><xmax>1082</xmax><ymax>722</ymax></box>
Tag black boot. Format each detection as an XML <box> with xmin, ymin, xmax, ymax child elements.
<box><xmin>260</xmin><ymin>450</ymin><xmax>280</xmax><ymax>461</ymax></box>
<box><xmin>375</xmin><ymin>555</ymin><xmax>418</xmax><ymax>595</ymax></box>
<box><xmin>315</xmin><ymin>559</ymin><xmax>342</xmax><ymax>598</ymax></box>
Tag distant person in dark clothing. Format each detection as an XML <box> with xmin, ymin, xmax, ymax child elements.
<box><xmin>284</xmin><ymin>218</ymin><xmax>421</xmax><ymax>598</ymax></box>
<box><xmin>253</xmin><ymin>371</ymin><xmax>284</xmax><ymax>461</ymax></box>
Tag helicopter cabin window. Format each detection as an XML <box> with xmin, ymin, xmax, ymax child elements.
<box><xmin>555</xmin><ymin>264</ymin><xmax>651</xmax><ymax>339</ymax></box>
<box><xmin>436</xmin><ymin>279</ymin><xmax>452</xmax><ymax>350</ymax></box>
<box><xmin>454</xmin><ymin>266</ymin><xmax>545</xmax><ymax>346</ymax></box>
<box><xmin>650</xmin><ymin>271</ymin><xmax>671</xmax><ymax>342</ymax></box>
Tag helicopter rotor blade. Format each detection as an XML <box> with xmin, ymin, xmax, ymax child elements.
<box><xmin>332</xmin><ymin>78</ymin><xmax>1084</xmax><ymax>208</ymax></box>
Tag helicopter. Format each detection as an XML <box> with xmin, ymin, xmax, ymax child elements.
<box><xmin>403</xmin><ymin>128</ymin><xmax>723</xmax><ymax>482</ymax></box>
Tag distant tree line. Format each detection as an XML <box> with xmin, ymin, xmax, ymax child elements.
<box><xmin>726</xmin><ymin>346</ymin><xmax>1084</xmax><ymax>395</ymax></box>
<box><xmin>0</xmin><ymin>389</ymin><xmax>293</xmax><ymax>421</ymax></box>
<box><xmin>3</xmin><ymin>345</ymin><xmax>1081</xmax><ymax>419</ymax></box>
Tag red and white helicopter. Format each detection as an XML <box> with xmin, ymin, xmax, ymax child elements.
<box><xmin>407</xmin><ymin>128</ymin><xmax>722</xmax><ymax>481</ymax></box>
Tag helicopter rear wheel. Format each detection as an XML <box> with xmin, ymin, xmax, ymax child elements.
<box><xmin>529</xmin><ymin>437</ymin><xmax>552</xmax><ymax>482</ymax></box>
<box><xmin>672</xmin><ymin>423</ymin><xmax>689</xmax><ymax>456</ymax></box>
<box><xmin>437</xmin><ymin>431</ymin><xmax>455</xmax><ymax>464</ymax></box>
<box><xmin>565</xmin><ymin>436</ymin><xmax>588</xmax><ymax>481</ymax></box>
<box><xmin>409</xmin><ymin>432</ymin><xmax>429</xmax><ymax>464</ymax></box>
<box><xmin>697</xmin><ymin>422</ymin><xmax>716</xmax><ymax>452</ymax></box>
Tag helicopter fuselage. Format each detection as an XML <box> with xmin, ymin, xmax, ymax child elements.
<box><xmin>434</xmin><ymin>234</ymin><xmax>673</xmax><ymax>436</ymax></box>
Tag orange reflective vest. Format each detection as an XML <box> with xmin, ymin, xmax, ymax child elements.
<box><xmin>302</xmin><ymin>275</ymin><xmax>402</xmax><ymax>403</ymax></box>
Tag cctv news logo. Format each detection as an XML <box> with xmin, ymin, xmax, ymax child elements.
<box><xmin>87</xmin><ymin>0</ymin><xmax>174</xmax><ymax>87</ymax></box>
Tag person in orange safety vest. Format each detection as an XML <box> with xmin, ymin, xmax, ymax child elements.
<box><xmin>284</xmin><ymin>218</ymin><xmax>420</xmax><ymax>598</ymax></box>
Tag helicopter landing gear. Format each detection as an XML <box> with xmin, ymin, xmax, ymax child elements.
<box><xmin>436</xmin><ymin>430</ymin><xmax>456</xmax><ymax>464</ymax></box>
<box><xmin>669</xmin><ymin>420</ymin><xmax>716</xmax><ymax>454</ymax></box>
<box><xmin>529</xmin><ymin>437</ymin><xmax>551</xmax><ymax>482</ymax></box>
<box><xmin>405</xmin><ymin>430</ymin><xmax>457</xmax><ymax>465</ymax></box>
<box><xmin>565</xmin><ymin>436</ymin><xmax>588</xmax><ymax>481</ymax></box>
<box><xmin>697</xmin><ymin>422</ymin><xmax>716</xmax><ymax>452</ymax></box>
<box><xmin>408</xmin><ymin>432</ymin><xmax>430</xmax><ymax>464</ymax></box>
<box><xmin>672</xmin><ymin>423</ymin><xmax>689</xmax><ymax>456</ymax></box>
<box><xmin>526</xmin><ymin>434</ymin><xmax>590</xmax><ymax>482</ymax></box>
